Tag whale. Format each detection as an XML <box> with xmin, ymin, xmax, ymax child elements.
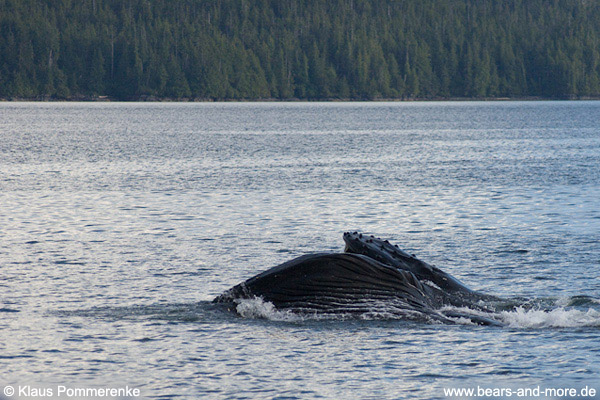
<box><xmin>342</xmin><ymin>231</ymin><xmax>500</xmax><ymax>306</ymax></box>
<box><xmin>214</xmin><ymin>250</ymin><xmax>502</xmax><ymax>326</ymax></box>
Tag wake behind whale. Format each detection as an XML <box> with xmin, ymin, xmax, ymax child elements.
<box><xmin>214</xmin><ymin>232</ymin><xmax>505</xmax><ymax>326</ymax></box>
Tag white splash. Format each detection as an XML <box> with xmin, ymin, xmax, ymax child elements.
<box><xmin>232</xmin><ymin>297</ymin><xmax>600</xmax><ymax>328</ymax></box>
<box><xmin>235</xmin><ymin>297</ymin><xmax>276</xmax><ymax>318</ymax></box>
<box><xmin>234</xmin><ymin>297</ymin><xmax>303</xmax><ymax>322</ymax></box>
<box><xmin>500</xmin><ymin>307</ymin><xmax>600</xmax><ymax>328</ymax></box>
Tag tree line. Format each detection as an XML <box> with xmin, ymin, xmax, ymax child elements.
<box><xmin>1</xmin><ymin>0</ymin><xmax>599</xmax><ymax>100</ymax></box>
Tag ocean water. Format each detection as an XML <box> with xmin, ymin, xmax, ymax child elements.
<box><xmin>1</xmin><ymin>101</ymin><xmax>599</xmax><ymax>399</ymax></box>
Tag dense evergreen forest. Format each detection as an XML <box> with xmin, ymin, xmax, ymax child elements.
<box><xmin>1</xmin><ymin>0</ymin><xmax>600</xmax><ymax>100</ymax></box>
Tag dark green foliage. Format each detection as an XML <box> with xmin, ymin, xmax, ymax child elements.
<box><xmin>1</xmin><ymin>0</ymin><xmax>599</xmax><ymax>100</ymax></box>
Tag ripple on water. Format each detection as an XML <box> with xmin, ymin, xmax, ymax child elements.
<box><xmin>2</xmin><ymin>102</ymin><xmax>600</xmax><ymax>399</ymax></box>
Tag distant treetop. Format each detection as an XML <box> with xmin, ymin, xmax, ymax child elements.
<box><xmin>1</xmin><ymin>0</ymin><xmax>599</xmax><ymax>100</ymax></box>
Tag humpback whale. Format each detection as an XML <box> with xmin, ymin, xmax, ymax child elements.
<box><xmin>214</xmin><ymin>252</ymin><xmax>455</xmax><ymax>323</ymax></box>
<box><xmin>214</xmin><ymin>233</ymin><xmax>503</xmax><ymax>326</ymax></box>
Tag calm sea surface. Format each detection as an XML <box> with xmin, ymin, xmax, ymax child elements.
<box><xmin>1</xmin><ymin>101</ymin><xmax>599</xmax><ymax>399</ymax></box>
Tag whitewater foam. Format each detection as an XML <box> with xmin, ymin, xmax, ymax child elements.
<box><xmin>234</xmin><ymin>297</ymin><xmax>600</xmax><ymax>329</ymax></box>
<box><xmin>232</xmin><ymin>297</ymin><xmax>442</xmax><ymax>323</ymax></box>
<box><xmin>499</xmin><ymin>306</ymin><xmax>600</xmax><ymax>328</ymax></box>
<box><xmin>234</xmin><ymin>297</ymin><xmax>310</xmax><ymax>322</ymax></box>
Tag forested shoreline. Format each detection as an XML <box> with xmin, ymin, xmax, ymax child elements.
<box><xmin>1</xmin><ymin>0</ymin><xmax>600</xmax><ymax>100</ymax></box>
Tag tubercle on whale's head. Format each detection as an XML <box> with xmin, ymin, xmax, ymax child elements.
<box><xmin>342</xmin><ymin>231</ymin><xmax>413</xmax><ymax>266</ymax></box>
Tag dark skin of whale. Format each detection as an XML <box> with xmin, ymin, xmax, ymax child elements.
<box><xmin>214</xmin><ymin>252</ymin><xmax>502</xmax><ymax>326</ymax></box>
<box><xmin>343</xmin><ymin>231</ymin><xmax>501</xmax><ymax>307</ymax></box>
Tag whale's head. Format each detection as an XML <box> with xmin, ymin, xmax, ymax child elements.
<box><xmin>343</xmin><ymin>231</ymin><xmax>414</xmax><ymax>267</ymax></box>
<box><xmin>344</xmin><ymin>232</ymin><xmax>477</xmax><ymax>296</ymax></box>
